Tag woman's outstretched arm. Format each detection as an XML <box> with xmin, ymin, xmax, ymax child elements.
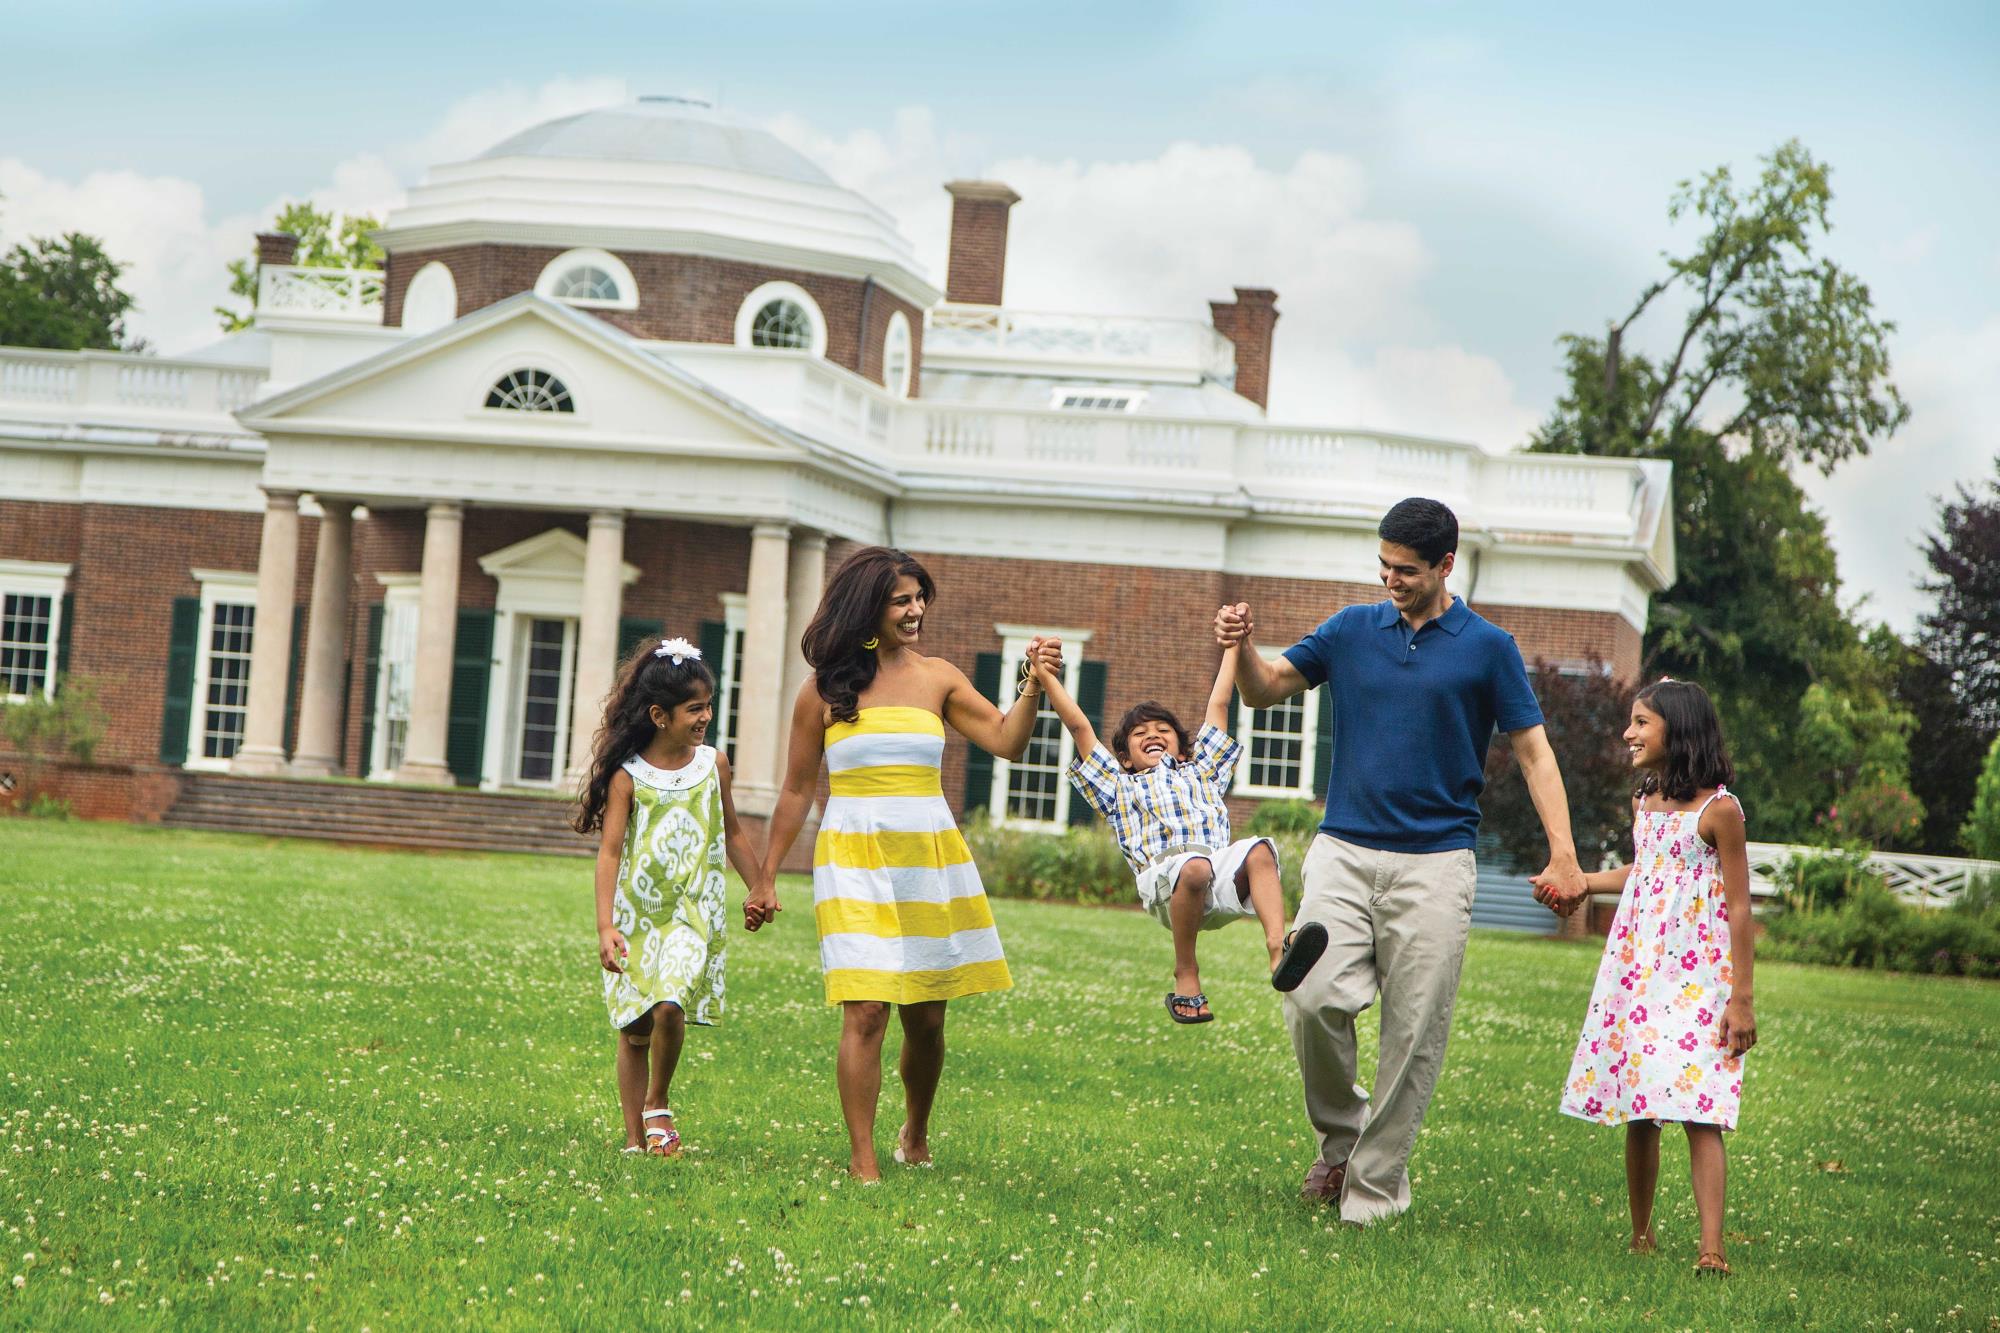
<box><xmin>746</xmin><ymin>679</ymin><xmax>826</xmax><ymax>931</ymax></box>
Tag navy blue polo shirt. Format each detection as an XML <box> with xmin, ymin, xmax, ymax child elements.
<box><xmin>1282</xmin><ymin>597</ymin><xmax>1543</xmax><ymax>853</ymax></box>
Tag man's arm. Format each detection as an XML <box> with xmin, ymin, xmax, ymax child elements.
<box><xmin>1212</xmin><ymin>602</ymin><xmax>1308</xmax><ymax>708</ymax></box>
<box><xmin>1513</xmin><ymin>724</ymin><xmax>1587</xmax><ymax>913</ymax></box>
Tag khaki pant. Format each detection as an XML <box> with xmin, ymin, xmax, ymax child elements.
<box><xmin>1283</xmin><ymin>834</ymin><xmax>1478</xmax><ymax>1224</ymax></box>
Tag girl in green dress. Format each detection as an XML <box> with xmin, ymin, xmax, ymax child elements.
<box><xmin>574</xmin><ymin>635</ymin><xmax>769</xmax><ymax>1156</ymax></box>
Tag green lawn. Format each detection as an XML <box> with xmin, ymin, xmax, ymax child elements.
<box><xmin>1</xmin><ymin>822</ymin><xmax>1994</xmax><ymax>1330</ymax></box>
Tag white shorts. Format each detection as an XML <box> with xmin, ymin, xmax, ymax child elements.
<box><xmin>1135</xmin><ymin>837</ymin><xmax>1279</xmax><ymax>932</ymax></box>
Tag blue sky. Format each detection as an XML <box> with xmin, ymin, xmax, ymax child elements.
<box><xmin>5</xmin><ymin>1</ymin><xmax>1995</xmax><ymax>629</ymax></box>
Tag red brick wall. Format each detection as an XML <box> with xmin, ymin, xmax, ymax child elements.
<box><xmin>382</xmin><ymin>245</ymin><xmax>924</xmax><ymax>393</ymax></box>
<box><xmin>943</xmin><ymin>183</ymin><xmax>1019</xmax><ymax>306</ymax></box>
<box><xmin>0</xmin><ymin>753</ymin><xmax>182</xmax><ymax>822</ymax></box>
<box><xmin>1477</xmin><ymin>604</ymin><xmax>1643</xmax><ymax>683</ymax></box>
<box><xmin>0</xmin><ymin>500</ymin><xmax>82</xmax><ymax>563</ymax></box>
<box><xmin>1210</xmin><ymin>288</ymin><xmax>1279</xmax><ymax>410</ymax></box>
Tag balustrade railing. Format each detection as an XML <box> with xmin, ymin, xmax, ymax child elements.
<box><xmin>1746</xmin><ymin>842</ymin><xmax>1996</xmax><ymax>910</ymax></box>
<box><xmin>0</xmin><ymin>348</ymin><xmax>266</xmax><ymax>419</ymax></box>
<box><xmin>925</xmin><ymin>303</ymin><xmax>1236</xmax><ymax>380</ymax></box>
<box><xmin>257</xmin><ymin>265</ymin><xmax>385</xmax><ymax>323</ymax></box>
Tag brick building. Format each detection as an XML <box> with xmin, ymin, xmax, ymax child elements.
<box><xmin>0</xmin><ymin>97</ymin><xmax>1673</xmax><ymax>892</ymax></box>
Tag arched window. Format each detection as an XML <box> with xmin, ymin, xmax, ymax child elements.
<box><xmin>402</xmin><ymin>261</ymin><xmax>457</xmax><ymax>334</ymax></box>
<box><xmin>734</xmin><ymin>281</ymin><xmax>826</xmax><ymax>356</ymax></box>
<box><xmin>533</xmin><ymin>249</ymin><xmax>637</xmax><ymax>310</ymax></box>
<box><xmin>883</xmin><ymin>311</ymin><xmax>912</xmax><ymax>397</ymax></box>
<box><xmin>485</xmin><ymin>368</ymin><xmax>574</xmax><ymax>413</ymax></box>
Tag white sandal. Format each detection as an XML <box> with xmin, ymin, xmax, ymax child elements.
<box><xmin>642</xmin><ymin>1107</ymin><xmax>681</xmax><ymax>1157</ymax></box>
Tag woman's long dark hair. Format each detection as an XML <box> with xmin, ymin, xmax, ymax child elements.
<box><xmin>1633</xmin><ymin>678</ymin><xmax>1734</xmax><ymax>803</ymax></box>
<box><xmin>802</xmin><ymin>546</ymin><xmax>937</xmax><ymax>725</ymax></box>
<box><xmin>572</xmin><ymin>637</ymin><xmax>717</xmax><ymax>834</ymax></box>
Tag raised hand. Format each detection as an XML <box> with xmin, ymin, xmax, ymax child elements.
<box><xmin>1213</xmin><ymin>602</ymin><xmax>1252</xmax><ymax>648</ymax></box>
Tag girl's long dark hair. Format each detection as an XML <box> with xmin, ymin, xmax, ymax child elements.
<box><xmin>1633</xmin><ymin>678</ymin><xmax>1734</xmax><ymax>803</ymax></box>
<box><xmin>572</xmin><ymin>637</ymin><xmax>717</xmax><ymax>834</ymax></box>
<box><xmin>802</xmin><ymin>546</ymin><xmax>937</xmax><ymax>725</ymax></box>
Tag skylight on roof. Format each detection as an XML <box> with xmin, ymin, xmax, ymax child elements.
<box><xmin>1051</xmin><ymin>388</ymin><xmax>1144</xmax><ymax>413</ymax></box>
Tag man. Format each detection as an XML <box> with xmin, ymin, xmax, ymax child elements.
<box><xmin>1215</xmin><ymin>497</ymin><xmax>1588</xmax><ymax>1225</ymax></box>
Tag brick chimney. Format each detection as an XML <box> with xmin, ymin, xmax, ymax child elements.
<box><xmin>1209</xmin><ymin>287</ymin><xmax>1280</xmax><ymax>410</ymax></box>
<box><xmin>943</xmin><ymin>181</ymin><xmax>1020</xmax><ymax>306</ymax></box>
<box><xmin>256</xmin><ymin>232</ymin><xmax>299</xmax><ymax>268</ymax></box>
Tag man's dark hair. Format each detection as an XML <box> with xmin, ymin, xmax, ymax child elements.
<box><xmin>1110</xmin><ymin>700</ymin><xmax>1192</xmax><ymax>770</ymax></box>
<box><xmin>1378</xmin><ymin>497</ymin><xmax>1459</xmax><ymax>565</ymax></box>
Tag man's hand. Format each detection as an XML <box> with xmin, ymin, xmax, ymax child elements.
<box><xmin>1213</xmin><ymin>602</ymin><xmax>1252</xmax><ymax>648</ymax></box>
<box><xmin>1528</xmin><ymin>860</ymin><xmax>1589</xmax><ymax>917</ymax></box>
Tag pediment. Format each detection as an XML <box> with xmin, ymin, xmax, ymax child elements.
<box><xmin>477</xmin><ymin>527</ymin><xmax>639</xmax><ymax>584</ymax></box>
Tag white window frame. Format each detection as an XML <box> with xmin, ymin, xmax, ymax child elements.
<box><xmin>1234</xmin><ymin>649</ymin><xmax>1320</xmax><ymax>800</ymax></box>
<box><xmin>367</xmin><ymin>575</ymin><xmax>422</xmax><ymax>781</ymax></box>
<box><xmin>469</xmin><ymin>352</ymin><xmax>586</xmax><ymax>423</ymax></box>
<box><xmin>883</xmin><ymin>310</ymin><xmax>913</xmax><ymax>398</ymax></box>
<box><xmin>988</xmin><ymin>623</ymin><xmax>1094</xmax><ymax>832</ymax></box>
<box><xmin>0</xmin><ymin>558</ymin><xmax>71</xmax><ymax>703</ymax></box>
<box><xmin>734</xmin><ymin>280</ymin><xmax>827</xmax><ymax>357</ymax></box>
<box><xmin>1049</xmin><ymin>386</ymin><xmax>1146</xmax><ymax>413</ymax></box>
<box><xmin>714</xmin><ymin>593</ymin><xmax>748</xmax><ymax>763</ymax></box>
<box><xmin>533</xmin><ymin>248</ymin><xmax>638</xmax><ymax>311</ymax></box>
<box><xmin>185</xmin><ymin>569</ymin><xmax>259</xmax><ymax>773</ymax></box>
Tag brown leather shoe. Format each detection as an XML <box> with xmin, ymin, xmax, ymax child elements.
<box><xmin>1300</xmin><ymin>1157</ymin><xmax>1346</xmax><ymax>1204</ymax></box>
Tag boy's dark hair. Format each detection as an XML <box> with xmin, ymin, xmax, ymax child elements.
<box><xmin>1378</xmin><ymin>497</ymin><xmax>1459</xmax><ymax>565</ymax></box>
<box><xmin>572</xmin><ymin>638</ymin><xmax>718</xmax><ymax>834</ymax></box>
<box><xmin>1110</xmin><ymin>701</ymin><xmax>1193</xmax><ymax>770</ymax></box>
<box><xmin>1632</xmin><ymin>678</ymin><xmax>1735</xmax><ymax>804</ymax></box>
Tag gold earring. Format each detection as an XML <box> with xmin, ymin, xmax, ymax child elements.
<box><xmin>862</xmin><ymin>637</ymin><xmax>879</xmax><ymax>651</ymax></box>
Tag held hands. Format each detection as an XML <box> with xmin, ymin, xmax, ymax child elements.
<box><xmin>1213</xmin><ymin>602</ymin><xmax>1252</xmax><ymax>648</ymax></box>
<box><xmin>598</xmin><ymin>927</ymin><xmax>629</xmax><ymax>974</ymax></box>
<box><xmin>1528</xmin><ymin>860</ymin><xmax>1590</xmax><ymax>917</ymax></box>
<box><xmin>1022</xmin><ymin>635</ymin><xmax>1064</xmax><ymax>690</ymax></box>
<box><xmin>743</xmin><ymin>878</ymin><xmax>781</xmax><ymax>932</ymax></box>
<box><xmin>1720</xmin><ymin>995</ymin><xmax>1757</xmax><ymax>1057</ymax></box>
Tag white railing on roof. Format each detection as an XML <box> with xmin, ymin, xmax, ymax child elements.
<box><xmin>1746</xmin><ymin>842</ymin><xmax>1997</xmax><ymax>911</ymax></box>
<box><xmin>257</xmin><ymin>265</ymin><xmax>384</xmax><ymax>323</ymax></box>
<box><xmin>925</xmin><ymin>303</ymin><xmax>1236</xmax><ymax>382</ymax></box>
<box><xmin>0</xmin><ymin>347</ymin><xmax>265</xmax><ymax>418</ymax></box>
<box><xmin>900</xmin><ymin>401</ymin><xmax>1238</xmax><ymax>475</ymax></box>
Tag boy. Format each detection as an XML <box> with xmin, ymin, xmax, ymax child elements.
<box><xmin>1034</xmin><ymin>645</ymin><xmax>1328</xmax><ymax>1023</ymax></box>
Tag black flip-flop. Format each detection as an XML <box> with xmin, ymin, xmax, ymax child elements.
<box><xmin>1165</xmin><ymin>992</ymin><xmax>1214</xmax><ymax>1024</ymax></box>
<box><xmin>1271</xmin><ymin>921</ymin><xmax>1328</xmax><ymax>993</ymax></box>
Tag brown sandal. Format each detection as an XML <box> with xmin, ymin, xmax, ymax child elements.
<box><xmin>1695</xmin><ymin>1250</ymin><xmax>1731</xmax><ymax>1277</ymax></box>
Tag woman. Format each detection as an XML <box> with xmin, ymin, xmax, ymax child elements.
<box><xmin>747</xmin><ymin>546</ymin><xmax>1055</xmax><ymax>1180</ymax></box>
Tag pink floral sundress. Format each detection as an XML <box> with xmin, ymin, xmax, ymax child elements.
<box><xmin>1561</xmin><ymin>787</ymin><xmax>1746</xmax><ymax>1130</ymax></box>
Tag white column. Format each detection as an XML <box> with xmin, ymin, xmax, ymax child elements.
<box><xmin>395</xmin><ymin>501</ymin><xmax>463</xmax><ymax>786</ymax></box>
<box><xmin>289</xmin><ymin>500</ymin><xmax>355</xmax><ymax>775</ymax></box>
<box><xmin>731</xmin><ymin>521</ymin><xmax>792</xmax><ymax>815</ymax></box>
<box><xmin>781</xmin><ymin>530</ymin><xmax>827</xmax><ymax>709</ymax></box>
<box><xmin>565</xmin><ymin>509</ymin><xmax>626</xmax><ymax>782</ymax></box>
<box><xmin>231</xmin><ymin>489</ymin><xmax>300</xmax><ymax>774</ymax></box>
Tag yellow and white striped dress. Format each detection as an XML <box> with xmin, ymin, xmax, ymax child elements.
<box><xmin>814</xmin><ymin>706</ymin><xmax>1013</xmax><ymax>1005</ymax></box>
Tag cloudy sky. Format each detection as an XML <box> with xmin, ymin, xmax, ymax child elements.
<box><xmin>4</xmin><ymin>2</ymin><xmax>1994</xmax><ymax>630</ymax></box>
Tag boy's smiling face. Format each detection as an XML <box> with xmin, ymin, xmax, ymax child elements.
<box><xmin>1122</xmin><ymin>720</ymin><xmax>1184</xmax><ymax>772</ymax></box>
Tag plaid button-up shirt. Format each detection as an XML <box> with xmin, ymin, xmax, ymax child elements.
<box><xmin>1068</xmin><ymin>723</ymin><xmax>1243</xmax><ymax>875</ymax></box>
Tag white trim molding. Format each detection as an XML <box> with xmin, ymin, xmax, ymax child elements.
<box><xmin>735</xmin><ymin>281</ymin><xmax>827</xmax><ymax>357</ymax></box>
<box><xmin>0</xmin><ymin>558</ymin><xmax>72</xmax><ymax>702</ymax></box>
<box><xmin>883</xmin><ymin>310</ymin><xmax>913</xmax><ymax>399</ymax></box>
<box><xmin>534</xmin><ymin>247</ymin><xmax>639</xmax><ymax>312</ymax></box>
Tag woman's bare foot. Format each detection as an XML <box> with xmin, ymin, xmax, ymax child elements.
<box><xmin>1628</xmin><ymin>1230</ymin><xmax>1657</xmax><ymax>1254</ymax></box>
<box><xmin>848</xmin><ymin>1159</ymin><xmax>882</xmax><ymax>1183</ymax></box>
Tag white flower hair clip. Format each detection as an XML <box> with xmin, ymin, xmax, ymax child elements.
<box><xmin>654</xmin><ymin>636</ymin><xmax>701</xmax><ymax>666</ymax></box>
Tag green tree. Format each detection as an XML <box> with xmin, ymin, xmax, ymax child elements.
<box><xmin>1482</xmin><ymin>658</ymin><xmax>1635</xmax><ymax>872</ymax></box>
<box><xmin>0</xmin><ymin>231</ymin><xmax>139</xmax><ymax>351</ymax></box>
<box><xmin>1963</xmin><ymin>734</ymin><xmax>2000</xmax><ymax>862</ymax></box>
<box><xmin>215</xmin><ymin>201</ymin><xmax>383</xmax><ymax>332</ymax></box>
<box><xmin>1531</xmin><ymin>141</ymin><xmax>1916</xmax><ymax>844</ymax></box>
<box><xmin>1906</xmin><ymin>458</ymin><xmax>2000</xmax><ymax>848</ymax></box>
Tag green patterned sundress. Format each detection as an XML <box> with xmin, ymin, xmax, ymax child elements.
<box><xmin>604</xmin><ymin>748</ymin><xmax>728</xmax><ymax>1029</ymax></box>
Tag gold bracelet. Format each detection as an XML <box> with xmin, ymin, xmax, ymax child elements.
<box><xmin>1016</xmin><ymin>657</ymin><xmax>1043</xmax><ymax>698</ymax></box>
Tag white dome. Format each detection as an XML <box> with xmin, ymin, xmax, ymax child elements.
<box><xmin>376</xmin><ymin>98</ymin><xmax>936</xmax><ymax>305</ymax></box>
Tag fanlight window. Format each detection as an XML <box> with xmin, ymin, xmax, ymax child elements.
<box><xmin>485</xmin><ymin>368</ymin><xmax>574</xmax><ymax>413</ymax></box>
<box><xmin>750</xmin><ymin>299</ymin><xmax>813</xmax><ymax>349</ymax></box>
<box><xmin>553</xmin><ymin>265</ymin><xmax>620</xmax><ymax>303</ymax></box>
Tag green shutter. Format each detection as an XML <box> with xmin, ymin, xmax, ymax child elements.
<box><xmin>1069</xmin><ymin>659</ymin><xmax>1107</xmax><ymax>825</ymax></box>
<box><xmin>159</xmin><ymin>596</ymin><xmax>200</xmax><ymax>764</ymax></box>
<box><xmin>359</xmin><ymin>603</ymin><xmax>384</xmax><ymax>777</ymax></box>
<box><xmin>698</xmin><ymin>620</ymin><xmax>726</xmax><ymax>671</ymax></box>
<box><xmin>1314</xmin><ymin>686</ymin><xmax>1334</xmax><ymax>802</ymax></box>
<box><xmin>445</xmin><ymin>609</ymin><xmax>495</xmax><ymax>787</ymax></box>
<box><xmin>55</xmin><ymin>592</ymin><xmax>74</xmax><ymax>685</ymax></box>
<box><xmin>618</xmin><ymin>616</ymin><xmax>663</xmax><ymax>664</ymax></box>
<box><xmin>282</xmin><ymin>604</ymin><xmax>304</xmax><ymax>753</ymax></box>
<box><xmin>964</xmin><ymin>651</ymin><xmax>1002</xmax><ymax>814</ymax></box>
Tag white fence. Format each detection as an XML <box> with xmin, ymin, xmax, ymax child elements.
<box><xmin>0</xmin><ymin>348</ymin><xmax>265</xmax><ymax>418</ymax></box>
<box><xmin>925</xmin><ymin>303</ymin><xmax>1236</xmax><ymax>380</ymax></box>
<box><xmin>257</xmin><ymin>265</ymin><xmax>384</xmax><ymax>322</ymax></box>
<box><xmin>1747</xmin><ymin>842</ymin><xmax>1996</xmax><ymax>910</ymax></box>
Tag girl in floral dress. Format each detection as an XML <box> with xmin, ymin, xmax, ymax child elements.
<box><xmin>573</xmin><ymin>636</ymin><xmax>769</xmax><ymax>1157</ymax></box>
<box><xmin>1543</xmin><ymin>679</ymin><xmax>1757</xmax><ymax>1276</ymax></box>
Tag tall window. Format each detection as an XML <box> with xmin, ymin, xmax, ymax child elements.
<box><xmin>989</xmin><ymin>627</ymin><xmax>1091</xmax><ymax>829</ymax></box>
<box><xmin>198</xmin><ymin>602</ymin><xmax>255</xmax><ymax>763</ymax></box>
<box><xmin>370</xmin><ymin>583</ymin><xmax>420</xmax><ymax>779</ymax></box>
<box><xmin>1234</xmin><ymin>656</ymin><xmax>1320</xmax><ymax>799</ymax></box>
<box><xmin>883</xmin><ymin>311</ymin><xmax>913</xmax><ymax>397</ymax></box>
<box><xmin>714</xmin><ymin>595</ymin><xmax>748</xmax><ymax>763</ymax></box>
<box><xmin>0</xmin><ymin>560</ymin><xmax>69</xmax><ymax>702</ymax></box>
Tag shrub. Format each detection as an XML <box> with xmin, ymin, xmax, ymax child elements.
<box><xmin>963</xmin><ymin>817</ymin><xmax>1312</xmax><ymax>915</ymax></box>
<box><xmin>1481</xmin><ymin>658</ymin><xmax>1634</xmax><ymax>874</ymax></box>
<box><xmin>1776</xmin><ymin>849</ymin><xmax>1883</xmax><ymax>911</ymax></box>
<box><xmin>1962</xmin><ymin>733</ymin><xmax>2000</xmax><ymax>860</ymax></box>
<box><xmin>1761</xmin><ymin>883</ymin><xmax>2000</xmax><ymax>978</ymax></box>
<box><xmin>1244</xmin><ymin>799</ymin><xmax>1321</xmax><ymax>838</ymax></box>
<box><xmin>22</xmin><ymin>793</ymin><xmax>73</xmax><ymax>820</ymax></box>
<box><xmin>0</xmin><ymin>676</ymin><xmax>107</xmax><ymax>809</ymax></box>
<box><xmin>1814</xmin><ymin>777</ymin><xmax>1925</xmax><ymax>849</ymax></box>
